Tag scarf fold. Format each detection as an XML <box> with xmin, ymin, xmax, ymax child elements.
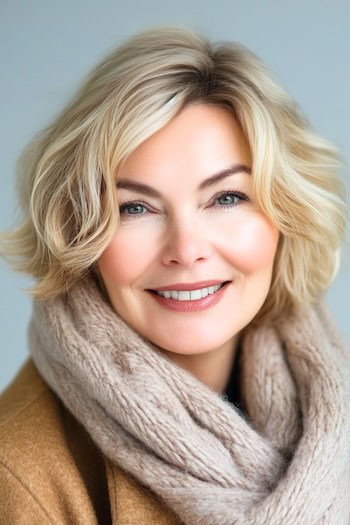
<box><xmin>28</xmin><ymin>276</ymin><xmax>350</xmax><ymax>524</ymax></box>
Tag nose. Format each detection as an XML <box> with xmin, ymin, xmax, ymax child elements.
<box><xmin>161</xmin><ymin>214</ymin><xmax>212</xmax><ymax>268</ymax></box>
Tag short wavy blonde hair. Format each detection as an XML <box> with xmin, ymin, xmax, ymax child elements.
<box><xmin>0</xmin><ymin>26</ymin><xmax>347</xmax><ymax>325</ymax></box>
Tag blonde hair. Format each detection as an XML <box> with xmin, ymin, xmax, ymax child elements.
<box><xmin>0</xmin><ymin>26</ymin><xmax>347</xmax><ymax>324</ymax></box>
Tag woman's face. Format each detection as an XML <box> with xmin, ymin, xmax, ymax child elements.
<box><xmin>98</xmin><ymin>104</ymin><xmax>280</xmax><ymax>356</ymax></box>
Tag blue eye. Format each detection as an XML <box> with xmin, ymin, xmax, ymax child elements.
<box><xmin>119</xmin><ymin>202</ymin><xmax>147</xmax><ymax>216</ymax></box>
<box><xmin>215</xmin><ymin>191</ymin><xmax>248</xmax><ymax>207</ymax></box>
<box><xmin>217</xmin><ymin>193</ymin><xmax>238</xmax><ymax>205</ymax></box>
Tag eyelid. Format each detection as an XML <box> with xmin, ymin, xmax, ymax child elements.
<box><xmin>119</xmin><ymin>190</ymin><xmax>249</xmax><ymax>206</ymax></box>
<box><xmin>118</xmin><ymin>199</ymin><xmax>149</xmax><ymax>207</ymax></box>
<box><xmin>208</xmin><ymin>189</ymin><xmax>250</xmax><ymax>205</ymax></box>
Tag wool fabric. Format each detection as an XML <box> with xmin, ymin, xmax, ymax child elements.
<box><xmin>28</xmin><ymin>275</ymin><xmax>350</xmax><ymax>524</ymax></box>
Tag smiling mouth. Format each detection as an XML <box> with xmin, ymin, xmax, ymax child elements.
<box><xmin>148</xmin><ymin>281</ymin><xmax>230</xmax><ymax>302</ymax></box>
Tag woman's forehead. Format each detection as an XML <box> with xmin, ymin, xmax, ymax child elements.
<box><xmin>117</xmin><ymin>104</ymin><xmax>251</xmax><ymax>183</ymax></box>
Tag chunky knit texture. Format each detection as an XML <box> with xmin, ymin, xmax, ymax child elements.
<box><xmin>28</xmin><ymin>276</ymin><xmax>350</xmax><ymax>524</ymax></box>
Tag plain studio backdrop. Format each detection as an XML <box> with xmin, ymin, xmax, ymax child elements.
<box><xmin>0</xmin><ymin>1</ymin><xmax>349</xmax><ymax>391</ymax></box>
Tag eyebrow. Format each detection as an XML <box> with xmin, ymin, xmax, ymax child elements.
<box><xmin>116</xmin><ymin>163</ymin><xmax>251</xmax><ymax>198</ymax></box>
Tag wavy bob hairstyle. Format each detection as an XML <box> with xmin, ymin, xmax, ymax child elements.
<box><xmin>0</xmin><ymin>26</ymin><xmax>347</xmax><ymax>325</ymax></box>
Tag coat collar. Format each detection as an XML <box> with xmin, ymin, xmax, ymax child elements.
<box><xmin>105</xmin><ymin>458</ymin><xmax>182</xmax><ymax>524</ymax></box>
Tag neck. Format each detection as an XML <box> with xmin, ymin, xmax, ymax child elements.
<box><xmin>158</xmin><ymin>334</ymin><xmax>241</xmax><ymax>394</ymax></box>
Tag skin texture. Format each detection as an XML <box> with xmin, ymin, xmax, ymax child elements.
<box><xmin>98</xmin><ymin>104</ymin><xmax>280</xmax><ymax>393</ymax></box>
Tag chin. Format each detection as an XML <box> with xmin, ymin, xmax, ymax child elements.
<box><xmin>152</xmin><ymin>336</ymin><xmax>233</xmax><ymax>357</ymax></box>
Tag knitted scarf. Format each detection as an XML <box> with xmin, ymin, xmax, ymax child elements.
<box><xmin>28</xmin><ymin>275</ymin><xmax>350</xmax><ymax>524</ymax></box>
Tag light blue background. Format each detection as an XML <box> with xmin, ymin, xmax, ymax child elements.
<box><xmin>1</xmin><ymin>1</ymin><xmax>349</xmax><ymax>391</ymax></box>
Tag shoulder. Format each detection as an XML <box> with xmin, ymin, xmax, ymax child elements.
<box><xmin>0</xmin><ymin>359</ymin><xmax>111</xmax><ymax>524</ymax></box>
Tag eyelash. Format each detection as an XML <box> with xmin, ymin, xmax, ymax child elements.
<box><xmin>118</xmin><ymin>190</ymin><xmax>250</xmax><ymax>219</ymax></box>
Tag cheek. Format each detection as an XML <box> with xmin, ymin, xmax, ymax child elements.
<box><xmin>98</xmin><ymin>229</ymin><xmax>157</xmax><ymax>286</ymax></box>
<box><xmin>219</xmin><ymin>214</ymin><xmax>279</xmax><ymax>274</ymax></box>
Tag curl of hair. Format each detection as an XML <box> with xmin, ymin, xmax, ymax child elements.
<box><xmin>0</xmin><ymin>26</ymin><xmax>347</xmax><ymax>325</ymax></box>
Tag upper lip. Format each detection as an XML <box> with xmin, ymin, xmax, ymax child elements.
<box><xmin>149</xmin><ymin>280</ymin><xmax>230</xmax><ymax>292</ymax></box>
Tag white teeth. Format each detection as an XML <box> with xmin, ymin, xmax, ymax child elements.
<box><xmin>178</xmin><ymin>291</ymin><xmax>190</xmax><ymax>301</ymax></box>
<box><xmin>190</xmin><ymin>289</ymin><xmax>202</xmax><ymax>300</ymax></box>
<box><xmin>156</xmin><ymin>283</ymin><xmax>223</xmax><ymax>301</ymax></box>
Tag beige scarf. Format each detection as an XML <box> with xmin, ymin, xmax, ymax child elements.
<box><xmin>28</xmin><ymin>275</ymin><xmax>350</xmax><ymax>524</ymax></box>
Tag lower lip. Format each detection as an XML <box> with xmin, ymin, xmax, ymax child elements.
<box><xmin>148</xmin><ymin>282</ymin><xmax>231</xmax><ymax>312</ymax></box>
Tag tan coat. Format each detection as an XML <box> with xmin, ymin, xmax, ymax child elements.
<box><xmin>0</xmin><ymin>360</ymin><xmax>182</xmax><ymax>524</ymax></box>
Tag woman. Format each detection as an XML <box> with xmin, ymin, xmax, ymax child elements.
<box><xmin>0</xmin><ymin>26</ymin><xmax>349</xmax><ymax>524</ymax></box>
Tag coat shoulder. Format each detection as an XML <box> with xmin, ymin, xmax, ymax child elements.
<box><xmin>0</xmin><ymin>360</ymin><xmax>183</xmax><ymax>525</ymax></box>
<box><xmin>0</xmin><ymin>359</ymin><xmax>111</xmax><ymax>524</ymax></box>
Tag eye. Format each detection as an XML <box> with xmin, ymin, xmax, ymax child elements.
<box><xmin>119</xmin><ymin>201</ymin><xmax>148</xmax><ymax>217</ymax></box>
<box><xmin>213</xmin><ymin>190</ymin><xmax>249</xmax><ymax>208</ymax></box>
<box><xmin>217</xmin><ymin>193</ymin><xmax>238</xmax><ymax>206</ymax></box>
